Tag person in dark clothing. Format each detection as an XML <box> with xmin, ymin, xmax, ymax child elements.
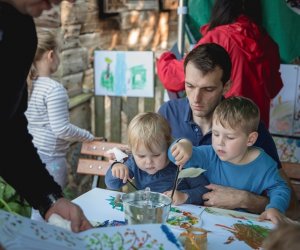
<box><xmin>0</xmin><ymin>0</ymin><xmax>91</xmax><ymax>232</ymax></box>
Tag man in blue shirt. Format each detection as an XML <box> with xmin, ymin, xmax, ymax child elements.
<box><xmin>158</xmin><ymin>43</ymin><xmax>299</xmax><ymax>218</ymax></box>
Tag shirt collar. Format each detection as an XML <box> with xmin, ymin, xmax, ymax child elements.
<box><xmin>183</xmin><ymin>98</ymin><xmax>193</xmax><ymax>123</ymax></box>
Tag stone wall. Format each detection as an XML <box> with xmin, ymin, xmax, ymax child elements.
<box><xmin>33</xmin><ymin>0</ymin><xmax>178</xmax><ymax>198</ymax></box>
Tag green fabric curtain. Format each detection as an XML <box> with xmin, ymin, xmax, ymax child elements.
<box><xmin>187</xmin><ymin>0</ymin><xmax>300</xmax><ymax>63</ymax></box>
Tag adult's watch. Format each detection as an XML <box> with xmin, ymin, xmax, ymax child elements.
<box><xmin>37</xmin><ymin>192</ymin><xmax>64</xmax><ymax>219</ymax></box>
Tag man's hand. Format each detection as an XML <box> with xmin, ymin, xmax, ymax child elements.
<box><xmin>202</xmin><ymin>184</ymin><xmax>241</xmax><ymax>209</ymax></box>
<box><xmin>202</xmin><ymin>184</ymin><xmax>269</xmax><ymax>213</ymax></box>
<box><xmin>45</xmin><ymin>198</ymin><xmax>92</xmax><ymax>232</ymax></box>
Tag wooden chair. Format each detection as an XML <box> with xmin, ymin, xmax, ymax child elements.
<box><xmin>77</xmin><ymin>140</ymin><xmax>128</xmax><ymax>189</ymax></box>
<box><xmin>281</xmin><ymin>162</ymin><xmax>300</xmax><ymax>201</ymax></box>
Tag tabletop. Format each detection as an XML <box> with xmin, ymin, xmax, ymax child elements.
<box><xmin>73</xmin><ymin>187</ymin><xmax>274</xmax><ymax>250</ymax></box>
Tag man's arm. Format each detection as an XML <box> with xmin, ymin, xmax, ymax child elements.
<box><xmin>254</xmin><ymin>123</ymin><xmax>300</xmax><ymax>218</ymax></box>
<box><xmin>202</xmin><ymin>184</ymin><xmax>269</xmax><ymax>214</ymax></box>
<box><xmin>203</xmin><ymin>177</ymin><xmax>299</xmax><ymax>216</ymax></box>
<box><xmin>279</xmin><ymin>169</ymin><xmax>300</xmax><ymax>220</ymax></box>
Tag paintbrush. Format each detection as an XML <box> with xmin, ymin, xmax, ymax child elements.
<box><xmin>170</xmin><ymin>167</ymin><xmax>180</xmax><ymax>199</ymax></box>
<box><xmin>127</xmin><ymin>179</ymin><xmax>138</xmax><ymax>190</ymax></box>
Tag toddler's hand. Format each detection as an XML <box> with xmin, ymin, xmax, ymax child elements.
<box><xmin>111</xmin><ymin>163</ymin><xmax>129</xmax><ymax>183</ymax></box>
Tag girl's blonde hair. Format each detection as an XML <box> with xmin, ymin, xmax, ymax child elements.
<box><xmin>213</xmin><ymin>96</ymin><xmax>260</xmax><ymax>134</ymax></box>
<box><xmin>127</xmin><ymin>112</ymin><xmax>172</xmax><ymax>153</ymax></box>
<box><xmin>27</xmin><ymin>28</ymin><xmax>60</xmax><ymax>96</ymax></box>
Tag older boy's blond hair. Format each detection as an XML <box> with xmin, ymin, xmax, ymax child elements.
<box><xmin>127</xmin><ymin>112</ymin><xmax>172</xmax><ymax>153</ymax></box>
<box><xmin>213</xmin><ymin>96</ymin><xmax>260</xmax><ymax>134</ymax></box>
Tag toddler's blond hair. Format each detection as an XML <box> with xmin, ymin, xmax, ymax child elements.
<box><xmin>127</xmin><ymin>112</ymin><xmax>172</xmax><ymax>153</ymax></box>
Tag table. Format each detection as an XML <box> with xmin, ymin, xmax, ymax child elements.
<box><xmin>0</xmin><ymin>208</ymin><xmax>182</xmax><ymax>250</ymax></box>
<box><xmin>73</xmin><ymin>188</ymin><xmax>274</xmax><ymax>250</ymax></box>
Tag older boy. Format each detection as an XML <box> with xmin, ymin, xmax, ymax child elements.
<box><xmin>169</xmin><ymin>96</ymin><xmax>291</xmax><ymax>224</ymax></box>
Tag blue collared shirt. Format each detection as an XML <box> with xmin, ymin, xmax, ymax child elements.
<box><xmin>158</xmin><ymin>97</ymin><xmax>281</xmax><ymax>167</ymax></box>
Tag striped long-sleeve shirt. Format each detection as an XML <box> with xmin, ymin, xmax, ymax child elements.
<box><xmin>25</xmin><ymin>77</ymin><xmax>94</xmax><ymax>157</ymax></box>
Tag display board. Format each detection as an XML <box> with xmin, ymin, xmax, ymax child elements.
<box><xmin>269</xmin><ymin>64</ymin><xmax>300</xmax><ymax>137</ymax></box>
<box><xmin>94</xmin><ymin>50</ymin><xmax>154</xmax><ymax>97</ymax></box>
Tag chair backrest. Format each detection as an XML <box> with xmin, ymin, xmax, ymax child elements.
<box><xmin>77</xmin><ymin>140</ymin><xmax>128</xmax><ymax>188</ymax></box>
<box><xmin>282</xmin><ymin>162</ymin><xmax>300</xmax><ymax>201</ymax></box>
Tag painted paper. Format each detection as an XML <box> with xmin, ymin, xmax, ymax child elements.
<box><xmin>94</xmin><ymin>51</ymin><xmax>154</xmax><ymax>97</ymax></box>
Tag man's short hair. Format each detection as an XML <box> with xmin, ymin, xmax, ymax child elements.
<box><xmin>184</xmin><ymin>43</ymin><xmax>232</xmax><ymax>86</ymax></box>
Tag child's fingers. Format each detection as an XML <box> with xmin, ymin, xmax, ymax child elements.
<box><xmin>111</xmin><ymin>168</ymin><xmax>119</xmax><ymax>178</ymax></box>
<box><xmin>112</xmin><ymin>168</ymin><xmax>126</xmax><ymax>181</ymax></box>
<box><xmin>173</xmin><ymin>150</ymin><xmax>182</xmax><ymax>161</ymax></box>
<box><xmin>121</xmin><ymin>170</ymin><xmax>129</xmax><ymax>183</ymax></box>
<box><xmin>119</xmin><ymin>169</ymin><xmax>128</xmax><ymax>183</ymax></box>
<box><xmin>175</xmin><ymin>153</ymin><xmax>186</xmax><ymax>165</ymax></box>
<box><xmin>171</xmin><ymin>147</ymin><xmax>179</xmax><ymax>159</ymax></box>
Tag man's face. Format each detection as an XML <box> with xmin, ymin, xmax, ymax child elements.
<box><xmin>185</xmin><ymin>62</ymin><xmax>229</xmax><ymax>119</ymax></box>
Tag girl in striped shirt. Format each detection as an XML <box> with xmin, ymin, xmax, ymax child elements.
<box><xmin>26</xmin><ymin>29</ymin><xmax>95</xmax><ymax>221</ymax></box>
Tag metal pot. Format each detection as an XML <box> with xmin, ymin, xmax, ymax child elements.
<box><xmin>122</xmin><ymin>190</ymin><xmax>172</xmax><ymax>225</ymax></box>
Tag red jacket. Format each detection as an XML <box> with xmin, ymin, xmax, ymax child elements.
<box><xmin>157</xmin><ymin>16</ymin><xmax>283</xmax><ymax>127</ymax></box>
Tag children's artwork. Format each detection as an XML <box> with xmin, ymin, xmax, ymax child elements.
<box><xmin>273</xmin><ymin>135</ymin><xmax>300</xmax><ymax>162</ymax></box>
<box><xmin>94</xmin><ymin>50</ymin><xmax>154</xmax><ymax>97</ymax></box>
<box><xmin>0</xmin><ymin>209</ymin><xmax>183</xmax><ymax>250</ymax></box>
<box><xmin>203</xmin><ymin>207</ymin><xmax>260</xmax><ymax>222</ymax></box>
<box><xmin>73</xmin><ymin>188</ymin><xmax>275</xmax><ymax>250</ymax></box>
<box><xmin>270</xmin><ymin>64</ymin><xmax>300</xmax><ymax>137</ymax></box>
<box><xmin>72</xmin><ymin>188</ymin><xmax>126</xmax><ymax>224</ymax></box>
<box><xmin>201</xmin><ymin>211</ymin><xmax>273</xmax><ymax>250</ymax></box>
<box><xmin>167</xmin><ymin>207</ymin><xmax>201</xmax><ymax>230</ymax></box>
